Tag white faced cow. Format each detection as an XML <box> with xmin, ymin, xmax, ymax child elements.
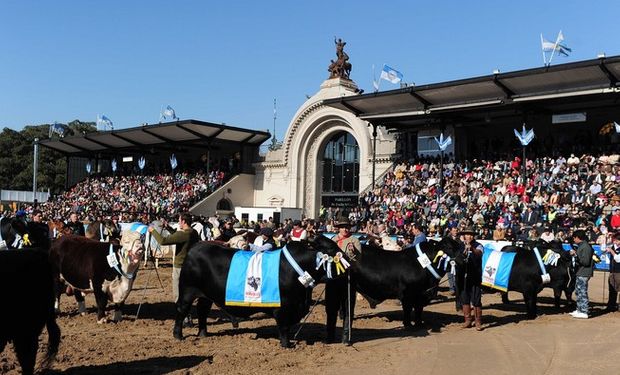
<box><xmin>50</xmin><ymin>230</ymin><xmax>144</xmax><ymax>323</ymax></box>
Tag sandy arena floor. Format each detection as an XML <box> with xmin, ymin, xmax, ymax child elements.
<box><xmin>2</xmin><ymin>261</ymin><xmax>620</xmax><ymax>375</ymax></box>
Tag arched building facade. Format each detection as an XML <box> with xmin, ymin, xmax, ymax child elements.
<box><xmin>253</xmin><ymin>78</ymin><xmax>397</xmax><ymax>218</ymax></box>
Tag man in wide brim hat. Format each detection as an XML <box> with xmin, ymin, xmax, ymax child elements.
<box><xmin>458</xmin><ymin>227</ymin><xmax>477</xmax><ymax>236</ymax></box>
<box><xmin>334</xmin><ymin>218</ymin><xmax>352</xmax><ymax>228</ymax></box>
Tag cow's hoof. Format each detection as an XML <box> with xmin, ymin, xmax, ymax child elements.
<box><xmin>173</xmin><ymin>330</ymin><xmax>183</xmax><ymax>341</ymax></box>
<box><xmin>198</xmin><ymin>329</ymin><xmax>207</xmax><ymax>337</ymax></box>
<box><xmin>97</xmin><ymin>318</ymin><xmax>107</xmax><ymax>324</ymax></box>
<box><xmin>280</xmin><ymin>341</ymin><xmax>294</xmax><ymax>348</ymax></box>
<box><xmin>231</xmin><ymin>319</ymin><xmax>239</xmax><ymax>329</ymax></box>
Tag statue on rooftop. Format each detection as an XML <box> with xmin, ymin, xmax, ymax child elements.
<box><xmin>328</xmin><ymin>37</ymin><xmax>352</xmax><ymax>80</ymax></box>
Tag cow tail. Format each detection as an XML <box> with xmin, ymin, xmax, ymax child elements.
<box><xmin>40</xmin><ymin>309</ymin><xmax>61</xmax><ymax>370</ymax></box>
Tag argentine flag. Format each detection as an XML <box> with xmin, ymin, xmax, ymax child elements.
<box><xmin>380</xmin><ymin>64</ymin><xmax>403</xmax><ymax>84</ymax></box>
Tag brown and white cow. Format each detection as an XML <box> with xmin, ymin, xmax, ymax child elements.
<box><xmin>50</xmin><ymin>230</ymin><xmax>144</xmax><ymax>323</ymax></box>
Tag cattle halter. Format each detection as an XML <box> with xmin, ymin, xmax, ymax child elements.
<box><xmin>415</xmin><ymin>243</ymin><xmax>442</xmax><ymax>280</ymax></box>
<box><xmin>107</xmin><ymin>243</ymin><xmax>139</xmax><ymax>279</ymax></box>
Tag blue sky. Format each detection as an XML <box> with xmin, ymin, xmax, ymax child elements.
<box><xmin>1</xmin><ymin>1</ymin><xmax>619</xmax><ymax>142</ymax></box>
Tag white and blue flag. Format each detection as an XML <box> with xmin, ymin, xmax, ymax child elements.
<box><xmin>380</xmin><ymin>64</ymin><xmax>403</xmax><ymax>84</ymax></box>
<box><xmin>160</xmin><ymin>105</ymin><xmax>178</xmax><ymax>121</ymax></box>
<box><xmin>138</xmin><ymin>156</ymin><xmax>146</xmax><ymax>170</ymax></box>
<box><xmin>96</xmin><ymin>115</ymin><xmax>114</xmax><ymax>131</ymax></box>
<box><xmin>170</xmin><ymin>154</ymin><xmax>178</xmax><ymax>170</ymax></box>
<box><xmin>514</xmin><ymin>124</ymin><xmax>535</xmax><ymax>146</ymax></box>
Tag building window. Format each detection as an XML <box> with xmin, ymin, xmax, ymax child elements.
<box><xmin>321</xmin><ymin>131</ymin><xmax>359</xmax><ymax>193</ymax></box>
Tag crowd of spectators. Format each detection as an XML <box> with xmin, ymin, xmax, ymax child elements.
<box><xmin>322</xmin><ymin>152</ymin><xmax>620</xmax><ymax>245</ymax></box>
<box><xmin>38</xmin><ymin>170</ymin><xmax>226</xmax><ymax>222</ymax></box>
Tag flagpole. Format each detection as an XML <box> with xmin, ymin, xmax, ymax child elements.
<box><xmin>548</xmin><ymin>30</ymin><xmax>562</xmax><ymax>65</ymax></box>
<box><xmin>372</xmin><ymin>64</ymin><xmax>380</xmax><ymax>92</ymax></box>
<box><xmin>540</xmin><ymin>34</ymin><xmax>547</xmax><ymax>65</ymax></box>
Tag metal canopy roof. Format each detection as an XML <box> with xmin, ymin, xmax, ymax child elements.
<box><xmin>324</xmin><ymin>55</ymin><xmax>620</xmax><ymax>128</ymax></box>
<box><xmin>39</xmin><ymin>119</ymin><xmax>271</xmax><ymax>156</ymax></box>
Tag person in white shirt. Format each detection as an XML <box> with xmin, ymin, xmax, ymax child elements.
<box><xmin>540</xmin><ymin>227</ymin><xmax>555</xmax><ymax>243</ymax></box>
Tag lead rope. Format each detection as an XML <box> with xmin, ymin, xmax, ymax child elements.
<box><xmin>293</xmin><ymin>287</ymin><xmax>326</xmax><ymax>340</ymax></box>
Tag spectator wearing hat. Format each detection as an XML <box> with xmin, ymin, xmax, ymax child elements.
<box><xmin>66</xmin><ymin>212</ymin><xmax>85</xmax><ymax>236</ymax></box>
<box><xmin>457</xmin><ymin>226</ymin><xmax>484</xmax><ymax>331</ymax></box>
<box><xmin>569</xmin><ymin>230</ymin><xmax>594</xmax><ymax>319</ymax></box>
<box><xmin>604</xmin><ymin>232</ymin><xmax>620</xmax><ymax>312</ymax></box>
<box><xmin>248</xmin><ymin>227</ymin><xmax>276</xmax><ymax>252</ymax></box>
<box><xmin>289</xmin><ymin>220</ymin><xmax>307</xmax><ymax>242</ymax></box>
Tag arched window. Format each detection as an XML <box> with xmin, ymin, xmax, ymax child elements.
<box><xmin>321</xmin><ymin>131</ymin><xmax>359</xmax><ymax>193</ymax></box>
<box><xmin>216</xmin><ymin>198</ymin><xmax>232</xmax><ymax>211</ymax></box>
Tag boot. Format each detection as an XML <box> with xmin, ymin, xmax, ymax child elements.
<box><xmin>474</xmin><ymin>307</ymin><xmax>483</xmax><ymax>331</ymax></box>
<box><xmin>462</xmin><ymin>304</ymin><xmax>472</xmax><ymax>328</ymax></box>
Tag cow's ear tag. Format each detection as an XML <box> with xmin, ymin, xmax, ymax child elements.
<box><xmin>107</xmin><ymin>253</ymin><xmax>119</xmax><ymax>268</ymax></box>
<box><xmin>298</xmin><ymin>271</ymin><xmax>315</xmax><ymax>288</ymax></box>
<box><xmin>0</xmin><ymin>240</ymin><xmax>7</xmax><ymax>250</ymax></box>
<box><xmin>417</xmin><ymin>253</ymin><xmax>432</xmax><ymax>269</ymax></box>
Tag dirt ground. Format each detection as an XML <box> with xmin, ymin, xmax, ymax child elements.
<box><xmin>2</xmin><ymin>261</ymin><xmax>620</xmax><ymax>375</ymax></box>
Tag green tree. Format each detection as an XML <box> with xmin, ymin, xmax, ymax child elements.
<box><xmin>0</xmin><ymin>120</ymin><xmax>95</xmax><ymax>194</ymax></box>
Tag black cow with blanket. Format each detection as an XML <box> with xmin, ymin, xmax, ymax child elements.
<box><xmin>0</xmin><ymin>250</ymin><xmax>61</xmax><ymax>375</ymax></box>
<box><xmin>325</xmin><ymin>237</ymin><xmax>461</xmax><ymax>343</ymax></box>
<box><xmin>499</xmin><ymin>240</ymin><xmax>576</xmax><ymax>309</ymax></box>
<box><xmin>174</xmin><ymin>235</ymin><xmax>345</xmax><ymax>347</ymax></box>
<box><xmin>454</xmin><ymin>241</ymin><xmax>576</xmax><ymax>319</ymax></box>
<box><xmin>50</xmin><ymin>230</ymin><xmax>144</xmax><ymax>323</ymax></box>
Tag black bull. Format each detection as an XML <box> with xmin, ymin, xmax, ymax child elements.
<box><xmin>325</xmin><ymin>238</ymin><xmax>461</xmax><ymax>342</ymax></box>
<box><xmin>174</xmin><ymin>235</ymin><xmax>344</xmax><ymax>347</ymax></box>
<box><xmin>0</xmin><ymin>217</ymin><xmax>50</xmax><ymax>250</ymax></box>
<box><xmin>0</xmin><ymin>250</ymin><xmax>61</xmax><ymax>375</ymax></box>
<box><xmin>454</xmin><ymin>243</ymin><xmax>576</xmax><ymax>318</ymax></box>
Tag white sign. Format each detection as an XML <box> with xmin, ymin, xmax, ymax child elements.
<box><xmin>552</xmin><ymin>112</ymin><xmax>586</xmax><ymax>124</ymax></box>
<box><xmin>107</xmin><ymin>253</ymin><xmax>119</xmax><ymax>268</ymax></box>
<box><xmin>122</xmin><ymin>156</ymin><xmax>133</xmax><ymax>162</ymax></box>
<box><xmin>417</xmin><ymin>253</ymin><xmax>432</xmax><ymax>269</ymax></box>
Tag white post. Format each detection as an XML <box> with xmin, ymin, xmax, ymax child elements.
<box><xmin>33</xmin><ymin>138</ymin><xmax>39</xmax><ymax>205</ymax></box>
<box><xmin>540</xmin><ymin>34</ymin><xmax>547</xmax><ymax>65</ymax></box>
<box><xmin>548</xmin><ymin>30</ymin><xmax>562</xmax><ymax>65</ymax></box>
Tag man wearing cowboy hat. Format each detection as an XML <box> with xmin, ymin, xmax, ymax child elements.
<box><xmin>457</xmin><ymin>226</ymin><xmax>484</xmax><ymax>331</ymax></box>
<box><xmin>329</xmin><ymin>217</ymin><xmax>361</xmax><ymax>345</ymax></box>
<box><xmin>332</xmin><ymin>217</ymin><xmax>361</xmax><ymax>258</ymax></box>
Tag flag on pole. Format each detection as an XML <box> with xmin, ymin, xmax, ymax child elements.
<box><xmin>514</xmin><ymin>124</ymin><xmax>535</xmax><ymax>146</ymax></box>
<box><xmin>434</xmin><ymin>133</ymin><xmax>452</xmax><ymax>151</ymax></box>
<box><xmin>111</xmin><ymin>159</ymin><xmax>117</xmax><ymax>173</ymax></box>
<box><xmin>170</xmin><ymin>154</ymin><xmax>178</xmax><ymax>170</ymax></box>
<box><xmin>138</xmin><ymin>156</ymin><xmax>146</xmax><ymax>170</ymax></box>
<box><xmin>542</xmin><ymin>31</ymin><xmax>571</xmax><ymax>64</ymax></box>
<box><xmin>96</xmin><ymin>115</ymin><xmax>114</xmax><ymax>131</ymax></box>
<box><xmin>380</xmin><ymin>64</ymin><xmax>403</xmax><ymax>84</ymax></box>
<box><xmin>160</xmin><ymin>105</ymin><xmax>178</xmax><ymax>121</ymax></box>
